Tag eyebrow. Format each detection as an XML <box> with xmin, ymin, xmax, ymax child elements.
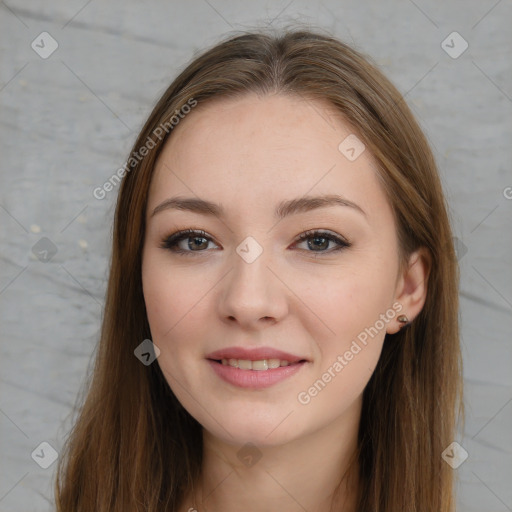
<box><xmin>151</xmin><ymin>194</ymin><xmax>367</xmax><ymax>219</ymax></box>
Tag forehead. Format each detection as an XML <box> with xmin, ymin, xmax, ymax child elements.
<box><xmin>148</xmin><ymin>93</ymin><xmax>390</xmax><ymax>224</ymax></box>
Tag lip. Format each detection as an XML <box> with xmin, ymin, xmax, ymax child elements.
<box><xmin>205</xmin><ymin>346</ymin><xmax>306</xmax><ymax>363</ymax></box>
<box><xmin>206</xmin><ymin>346</ymin><xmax>309</xmax><ymax>389</ymax></box>
<box><xmin>207</xmin><ymin>359</ymin><xmax>307</xmax><ymax>389</ymax></box>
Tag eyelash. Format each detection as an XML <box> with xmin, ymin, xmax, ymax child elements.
<box><xmin>160</xmin><ymin>228</ymin><xmax>351</xmax><ymax>257</ymax></box>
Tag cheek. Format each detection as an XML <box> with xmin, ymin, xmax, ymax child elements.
<box><xmin>142</xmin><ymin>252</ymin><xmax>203</xmax><ymax>336</ymax></box>
<box><xmin>293</xmin><ymin>260</ymin><xmax>396</xmax><ymax>352</ymax></box>
<box><xmin>141</xmin><ymin>255</ymin><xmax>208</xmax><ymax>396</ymax></box>
<box><xmin>291</xmin><ymin>270</ymin><xmax>394</xmax><ymax>422</ymax></box>
<box><xmin>141</xmin><ymin>252</ymin><xmax>222</xmax><ymax>384</ymax></box>
<box><xmin>289</xmin><ymin>256</ymin><xmax>398</xmax><ymax>419</ymax></box>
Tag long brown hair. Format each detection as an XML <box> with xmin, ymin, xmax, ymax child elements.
<box><xmin>55</xmin><ymin>28</ymin><xmax>464</xmax><ymax>511</ymax></box>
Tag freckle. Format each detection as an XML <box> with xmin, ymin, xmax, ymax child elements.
<box><xmin>30</xmin><ymin>224</ymin><xmax>41</xmax><ymax>233</ymax></box>
<box><xmin>78</xmin><ymin>239</ymin><xmax>88</xmax><ymax>249</ymax></box>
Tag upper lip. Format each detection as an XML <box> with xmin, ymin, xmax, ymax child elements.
<box><xmin>206</xmin><ymin>346</ymin><xmax>307</xmax><ymax>363</ymax></box>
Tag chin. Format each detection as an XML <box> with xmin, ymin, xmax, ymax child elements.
<box><xmin>202</xmin><ymin>410</ymin><xmax>305</xmax><ymax>448</ymax></box>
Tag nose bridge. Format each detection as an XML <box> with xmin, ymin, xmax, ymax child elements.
<box><xmin>218</xmin><ymin>236</ymin><xmax>287</xmax><ymax>324</ymax></box>
<box><xmin>230</xmin><ymin>240</ymin><xmax>273</xmax><ymax>304</ymax></box>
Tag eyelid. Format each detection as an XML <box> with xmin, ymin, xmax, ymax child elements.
<box><xmin>296</xmin><ymin>228</ymin><xmax>350</xmax><ymax>246</ymax></box>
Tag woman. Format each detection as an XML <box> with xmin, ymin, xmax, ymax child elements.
<box><xmin>55</xmin><ymin>29</ymin><xmax>464</xmax><ymax>511</ymax></box>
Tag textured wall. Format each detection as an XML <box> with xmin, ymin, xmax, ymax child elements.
<box><xmin>0</xmin><ymin>1</ymin><xmax>511</xmax><ymax>510</ymax></box>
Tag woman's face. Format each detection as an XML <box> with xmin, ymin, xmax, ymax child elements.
<box><xmin>142</xmin><ymin>93</ymin><xmax>403</xmax><ymax>446</ymax></box>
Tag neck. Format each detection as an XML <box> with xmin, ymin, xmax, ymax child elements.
<box><xmin>181</xmin><ymin>396</ymin><xmax>362</xmax><ymax>512</ymax></box>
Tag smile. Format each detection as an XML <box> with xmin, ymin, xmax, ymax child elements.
<box><xmin>219</xmin><ymin>358</ymin><xmax>296</xmax><ymax>370</ymax></box>
<box><xmin>208</xmin><ymin>358</ymin><xmax>307</xmax><ymax>389</ymax></box>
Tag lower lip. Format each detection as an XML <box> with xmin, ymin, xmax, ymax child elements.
<box><xmin>207</xmin><ymin>359</ymin><xmax>306</xmax><ymax>389</ymax></box>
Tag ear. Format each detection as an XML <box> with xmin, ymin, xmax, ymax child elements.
<box><xmin>386</xmin><ymin>247</ymin><xmax>431</xmax><ymax>334</ymax></box>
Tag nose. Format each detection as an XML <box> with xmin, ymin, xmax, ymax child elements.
<box><xmin>217</xmin><ymin>247</ymin><xmax>289</xmax><ymax>329</ymax></box>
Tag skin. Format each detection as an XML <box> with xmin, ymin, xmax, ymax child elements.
<box><xmin>141</xmin><ymin>93</ymin><xmax>430</xmax><ymax>512</ymax></box>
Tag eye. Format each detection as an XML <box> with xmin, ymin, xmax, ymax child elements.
<box><xmin>294</xmin><ymin>229</ymin><xmax>351</xmax><ymax>255</ymax></box>
<box><xmin>160</xmin><ymin>229</ymin><xmax>219</xmax><ymax>255</ymax></box>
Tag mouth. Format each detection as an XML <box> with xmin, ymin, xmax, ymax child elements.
<box><xmin>205</xmin><ymin>346</ymin><xmax>308</xmax><ymax>365</ymax></box>
<box><xmin>209</xmin><ymin>357</ymin><xmax>307</xmax><ymax>370</ymax></box>
<box><xmin>205</xmin><ymin>347</ymin><xmax>309</xmax><ymax>389</ymax></box>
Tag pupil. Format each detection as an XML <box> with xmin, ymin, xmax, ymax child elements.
<box><xmin>309</xmin><ymin>237</ymin><xmax>328</xmax><ymax>250</ymax></box>
<box><xmin>189</xmin><ymin>237</ymin><xmax>207</xmax><ymax>250</ymax></box>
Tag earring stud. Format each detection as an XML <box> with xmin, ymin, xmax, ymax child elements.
<box><xmin>397</xmin><ymin>315</ymin><xmax>409</xmax><ymax>329</ymax></box>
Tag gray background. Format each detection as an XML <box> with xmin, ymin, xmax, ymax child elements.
<box><xmin>0</xmin><ymin>1</ymin><xmax>511</xmax><ymax>510</ymax></box>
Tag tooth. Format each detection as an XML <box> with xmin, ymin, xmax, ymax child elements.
<box><xmin>221</xmin><ymin>358</ymin><xmax>294</xmax><ymax>369</ymax></box>
<box><xmin>238</xmin><ymin>359</ymin><xmax>253</xmax><ymax>370</ymax></box>
<box><xmin>252</xmin><ymin>360</ymin><xmax>268</xmax><ymax>371</ymax></box>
